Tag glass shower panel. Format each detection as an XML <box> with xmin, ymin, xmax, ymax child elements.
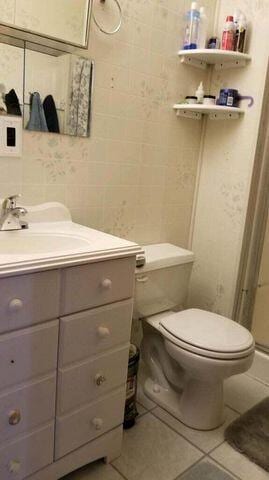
<box><xmin>251</xmin><ymin>216</ymin><xmax>269</xmax><ymax>351</ymax></box>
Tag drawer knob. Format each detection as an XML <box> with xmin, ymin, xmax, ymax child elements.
<box><xmin>8</xmin><ymin>299</ymin><xmax>23</xmax><ymax>313</ymax></box>
<box><xmin>8</xmin><ymin>410</ymin><xmax>21</xmax><ymax>426</ymax></box>
<box><xmin>9</xmin><ymin>459</ymin><xmax>21</xmax><ymax>474</ymax></box>
<box><xmin>95</xmin><ymin>373</ymin><xmax>106</xmax><ymax>386</ymax></box>
<box><xmin>97</xmin><ymin>326</ymin><xmax>110</xmax><ymax>339</ymax></box>
<box><xmin>101</xmin><ymin>278</ymin><xmax>112</xmax><ymax>290</ymax></box>
<box><xmin>92</xmin><ymin>417</ymin><xmax>103</xmax><ymax>430</ymax></box>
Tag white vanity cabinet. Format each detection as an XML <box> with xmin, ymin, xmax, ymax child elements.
<box><xmin>0</xmin><ymin>255</ymin><xmax>136</xmax><ymax>480</ymax></box>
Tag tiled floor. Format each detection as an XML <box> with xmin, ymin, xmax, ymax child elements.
<box><xmin>63</xmin><ymin>372</ymin><xmax>269</xmax><ymax>480</ymax></box>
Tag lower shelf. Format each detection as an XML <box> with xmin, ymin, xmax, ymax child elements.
<box><xmin>173</xmin><ymin>104</ymin><xmax>245</xmax><ymax>120</ymax></box>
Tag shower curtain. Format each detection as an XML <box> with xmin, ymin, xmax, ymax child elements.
<box><xmin>67</xmin><ymin>56</ymin><xmax>93</xmax><ymax>137</ymax></box>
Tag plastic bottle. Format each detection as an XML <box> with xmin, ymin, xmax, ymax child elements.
<box><xmin>198</xmin><ymin>6</ymin><xmax>208</xmax><ymax>49</ymax></box>
<box><xmin>221</xmin><ymin>16</ymin><xmax>236</xmax><ymax>51</ymax></box>
<box><xmin>196</xmin><ymin>82</ymin><xmax>204</xmax><ymax>104</ymax></box>
<box><xmin>183</xmin><ymin>2</ymin><xmax>200</xmax><ymax>50</ymax></box>
<box><xmin>234</xmin><ymin>14</ymin><xmax>247</xmax><ymax>52</ymax></box>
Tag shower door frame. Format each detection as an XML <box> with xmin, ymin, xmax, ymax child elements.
<box><xmin>233</xmin><ymin>59</ymin><xmax>269</xmax><ymax>352</ymax></box>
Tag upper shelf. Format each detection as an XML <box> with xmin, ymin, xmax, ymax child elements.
<box><xmin>178</xmin><ymin>49</ymin><xmax>251</xmax><ymax>70</ymax></box>
<box><xmin>173</xmin><ymin>104</ymin><xmax>245</xmax><ymax>120</ymax></box>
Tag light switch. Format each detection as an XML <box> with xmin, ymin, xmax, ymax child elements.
<box><xmin>0</xmin><ymin>115</ymin><xmax>22</xmax><ymax>157</ymax></box>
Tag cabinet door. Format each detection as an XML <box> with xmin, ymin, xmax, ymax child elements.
<box><xmin>0</xmin><ymin>374</ymin><xmax>56</xmax><ymax>443</ymax></box>
<box><xmin>57</xmin><ymin>346</ymin><xmax>129</xmax><ymax>414</ymax></box>
<box><xmin>0</xmin><ymin>321</ymin><xmax>59</xmax><ymax>390</ymax></box>
<box><xmin>55</xmin><ymin>388</ymin><xmax>125</xmax><ymax>459</ymax></box>
<box><xmin>0</xmin><ymin>270</ymin><xmax>60</xmax><ymax>333</ymax></box>
<box><xmin>59</xmin><ymin>299</ymin><xmax>133</xmax><ymax>367</ymax></box>
<box><xmin>61</xmin><ymin>257</ymin><xmax>136</xmax><ymax>315</ymax></box>
<box><xmin>0</xmin><ymin>423</ymin><xmax>54</xmax><ymax>480</ymax></box>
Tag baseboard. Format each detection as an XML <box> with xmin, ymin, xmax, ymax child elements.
<box><xmin>247</xmin><ymin>349</ymin><xmax>269</xmax><ymax>385</ymax></box>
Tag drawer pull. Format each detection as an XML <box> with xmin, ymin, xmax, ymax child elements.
<box><xmin>101</xmin><ymin>278</ymin><xmax>112</xmax><ymax>290</ymax></box>
<box><xmin>9</xmin><ymin>459</ymin><xmax>21</xmax><ymax>474</ymax></box>
<box><xmin>92</xmin><ymin>417</ymin><xmax>103</xmax><ymax>430</ymax></box>
<box><xmin>8</xmin><ymin>299</ymin><xmax>23</xmax><ymax>313</ymax></box>
<box><xmin>95</xmin><ymin>373</ymin><xmax>106</xmax><ymax>386</ymax></box>
<box><xmin>97</xmin><ymin>326</ymin><xmax>110</xmax><ymax>339</ymax></box>
<box><xmin>8</xmin><ymin>409</ymin><xmax>21</xmax><ymax>426</ymax></box>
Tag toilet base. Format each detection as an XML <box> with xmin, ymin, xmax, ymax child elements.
<box><xmin>144</xmin><ymin>377</ymin><xmax>225</xmax><ymax>431</ymax></box>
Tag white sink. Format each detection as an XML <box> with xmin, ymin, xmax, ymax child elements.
<box><xmin>0</xmin><ymin>233</ymin><xmax>91</xmax><ymax>256</ymax></box>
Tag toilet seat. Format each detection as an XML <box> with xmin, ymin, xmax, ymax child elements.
<box><xmin>159</xmin><ymin>309</ymin><xmax>255</xmax><ymax>360</ymax></box>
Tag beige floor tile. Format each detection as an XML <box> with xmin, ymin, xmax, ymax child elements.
<box><xmin>153</xmin><ymin>406</ymin><xmax>238</xmax><ymax>453</ymax></box>
<box><xmin>177</xmin><ymin>457</ymin><xmax>239</xmax><ymax>479</ymax></box>
<box><xmin>113</xmin><ymin>413</ymin><xmax>203</xmax><ymax>480</ymax></box>
<box><xmin>61</xmin><ymin>460</ymin><xmax>123</xmax><ymax>480</ymax></box>
<box><xmin>137</xmin><ymin>401</ymin><xmax>147</xmax><ymax>417</ymax></box>
<box><xmin>224</xmin><ymin>374</ymin><xmax>269</xmax><ymax>413</ymax></box>
<box><xmin>210</xmin><ymin>442</ymin><xmax>269</xmax><ymax>480</ymax></box>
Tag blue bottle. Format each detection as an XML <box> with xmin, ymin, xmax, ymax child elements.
<box><xmin>183</xmin><ymin>2</ymin><xmax>200</xmax><ymax>50</ymax></box>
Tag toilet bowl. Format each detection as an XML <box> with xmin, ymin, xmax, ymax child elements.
<box><xmin>135</xmin><ymin>244</ymin><xmax>255</xmax><ymax>430</ymax></box>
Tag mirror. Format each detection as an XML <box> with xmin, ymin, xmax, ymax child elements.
<box><xmin>0</xmin><ymin>0</ymin><xmax>91</xmax><ymax>48</ymax></box>
<box><xmin>24</xmin><ymin>45</ymin><xmax>93</xmax><ymax>137</ymax></box>
<box><xmin>0</xmin><ymin>36</ymin><xmax>93</xmax><ymax>138</ymax></box>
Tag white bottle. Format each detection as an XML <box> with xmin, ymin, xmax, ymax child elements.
<box><xmin>198</xmin><ymin>6</ymin><xmax>208</xmax><ymax>49</ymax></box>
<box><xmin>196</xmin><ymin>82</ymin><xmax>204</xmax><ymax>104</ymax></box>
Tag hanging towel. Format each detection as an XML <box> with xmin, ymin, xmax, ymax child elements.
<box><xmin>67</xmin><ymin>56</ymin><xmax>93</xmax><ymax>137</ymax></box>
<box><xmin>27</xmin><ymin>92</ymin><xmax>48</xmax><ymax>132</ymax></box>
<box><xmin>5</xmin><ymin>89</ymin><xmax>22</xmax><ymax>116</ymax></box>
<box><xmin>43</xmin><ymin>95</ymin><xmax>60</xmax><ymax>133</ymax></box>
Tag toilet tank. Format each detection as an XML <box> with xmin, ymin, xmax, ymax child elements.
<box><xmin>134</xmin><ymin>243</ymin><xmax>194</xmax><ymax>319</ymax></box>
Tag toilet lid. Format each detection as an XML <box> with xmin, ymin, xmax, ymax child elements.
<box><xmin>160</xmin><ymin>309</ymin><xmax>254</xmax><ymax>358</ymax></box>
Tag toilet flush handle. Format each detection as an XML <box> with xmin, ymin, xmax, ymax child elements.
<box><xmin>136</xmin><ymin>275</ymin><xmax>148</xmax><ymax>283</ymax></box>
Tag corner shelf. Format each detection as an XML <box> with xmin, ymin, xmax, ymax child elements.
<box><xmin>173</xmin><ymin>104</ymin><xmax>245</xmax><ymax>120</ymax></box>
<box><xmin>178</xmin><ymin>49</ymin><xmax>251</xmax><ymax>70</ymax></box>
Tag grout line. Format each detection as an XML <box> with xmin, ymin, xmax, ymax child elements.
<box><xmin>208</xmin><ymin>455</ymin><xmax>243</xmax><ymax>480</ymax></box>
<box><xmin>175</xmin><ymin>455</ymin><xmax>207</xmax><ymax>479</ymax></box>
<box><xmin>150</xmin><ymin>410</ymin><xmax>206</xmax><ymax>457</ymax></box>
<box><xmin>224</xmin><ymin>403</ymin><xmax>241</xmax><ymax>415</ymax></box>
<box><xmin>207</xmin><ymin>439</ymin><xmax>226</xmax><ymax>456</ymax></box>
<box><xmin>111</xmin><ymin>463</ymin><xmax>129</xmax><ymax>480</ymax></box>
<box><xmin>246</xmin><ymin>372</ymin><xmax>269</xmax><ymax>388</ymax></box>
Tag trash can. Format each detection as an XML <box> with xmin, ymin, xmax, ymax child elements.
<box><xmin>124</xmin><ymin>344</ymin><xmax>140</xmax><ymax>429</ymax></box>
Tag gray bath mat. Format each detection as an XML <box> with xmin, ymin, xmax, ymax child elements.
<box><xmin>180</xmin><ymin>461</ymin><xmax>234</xmax><ymax>479</ymax></box>
<box><xmin>225</xmin><ymin>396</ymin><xmax>269</xmax><ymax>472</ymax></box>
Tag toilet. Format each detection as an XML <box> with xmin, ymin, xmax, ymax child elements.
<box><xmin>134</xmin><ymin>243</ymin><xmax>255</xmax><ymax>431</ymax></box>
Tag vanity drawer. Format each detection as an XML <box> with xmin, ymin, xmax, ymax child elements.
<box><xmin>61</xmin><ymin>256</ymin><xmax>136</xmax><ymax>315</ymax></box>
<box><xmin>0</xmin><ymin>374</ymin><xmax>56</xmax><ymax>444</ymax></box>
<box><xmin>0</xmin><ymin>423</ymin><xmax>54</xmax><ymax>480</ymax></box>
<box><xmin>55</xmin><ymin>387</ymin><xmax>125</xmax><ymax>459</ymax></box>
<box><xmin>59</xmin><ymin>299</ymin><xmax>133</xmax><ymax>367</ymax></box>
<box><xmin>0</xmin><ymin>270</ymin><xmax>60</xmax><ymax>334</ymax></box>
<box><xmin>0</xmin><ymin>320</ymin><xmax>59</xmax><ymax>391</ymax></box>
<box><xmin>57</xmin><ymin>346</ymin><xmax>129</xmax><ymax>414</ymax></box>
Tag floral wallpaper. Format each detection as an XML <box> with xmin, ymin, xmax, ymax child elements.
<box><xmin>0</xmin><ymin>0</ymin><xmax>216</xmax><ymax>247</ymax></box>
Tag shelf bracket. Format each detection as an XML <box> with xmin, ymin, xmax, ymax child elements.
<box><xmin>215</xmin><ymin>59</ymin><xmax>248</xmax><ymax>70</ymax></box>
<box><xmin>180</xmin><ymin>56</ymin><xmax>207</xmax><ymax>70</ymax></box>
<box><xmin>209</xmin><ymin>112</ymin><xmax>241</xmax><ymax>120</ymax></box>
<box><xmin>176</xmin><ymin>109</ymin><xmax>202</xmax><ymax>120</ymax></box>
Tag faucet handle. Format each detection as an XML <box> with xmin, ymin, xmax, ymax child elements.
<box><xmin>2</xmin><ymin>194</ymin><xmax>21</xmax><ymax>211</ymax></box>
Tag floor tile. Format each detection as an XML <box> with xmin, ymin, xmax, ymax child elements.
<box><xmin>112</xmin><ymin>413</ymin><xmax>203</xmax><ymax>480</ymax></box>
<box><xmin>224</xmin><ymin>374</ymin><xmax>269</xmax><ymax>413</ymax></box>
<box><xmin>153</xmin><ymin>406</ymin><xmax>238</xmax><ymax>453</ymax></box>
<box><xmin>60</xmin><ymin>460</ymin><xmax>123</xmax><ymax>480</ymax></box>
<box><xmin>210</xmin><ymin>442</ymin><xmax>269</xmax><ymax>480</ymax></box>
<box><xmin>137</xmin><ymin>401</ymin><xmax>147</xmax><ymax>417</ymax></box>
<box><xmin>177</xmin><ymin>458</ymin><xmax>238</xmax><ymax>479</ymax></box>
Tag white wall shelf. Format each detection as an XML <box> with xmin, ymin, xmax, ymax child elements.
<box><xmin>178</xmin><ymin>49</ymin><xmax>251</xmax><ymax>70</ymax></box>
<box><xmin>173</xmin><ymin>104</ymin><xmax>245</xmax><ymax>120</ymax></box>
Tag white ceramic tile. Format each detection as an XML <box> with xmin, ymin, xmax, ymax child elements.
<box><xmin>153</xmin><ymin>406</ymin><xmax>238</xmax><ymax>453</ymax></box>
<box><xmin>113</xmin><ymin>413</ymin><xmax>203</xmax><ymax>480</ymax></box>
<box><xmin>177</xmin><ymin>457</ymin><xmax>239</xmax><ymax>480</ymax></box>
<box><xmin>61</xmin><ymin>460</ymin><xmax>123</xmax><ymax>480</ymax></box>
<box><xmin>224</xmin><ymin>374</ymin><xmax>269</xmax><ymax>413</ymax></box>
<box><xmin>136</xmin><ymin>402</ymin><xmax>147</xmax><ymax>417</ymax></box>
<box><xmin>210</xmin><ymin>442</ymin><xmax>269</xmax><ymax>480</ymax></box>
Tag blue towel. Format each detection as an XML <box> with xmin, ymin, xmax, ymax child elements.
<box><xmin>27</xmin><ymin>92</ymin><xmax>48</xmax><ymax>132</ymax></box>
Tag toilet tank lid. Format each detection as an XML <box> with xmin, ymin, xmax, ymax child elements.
<box><xmin>138</xmin><ymin>243</ymin><xmax>194</xmax><ymax>272</ymax></box>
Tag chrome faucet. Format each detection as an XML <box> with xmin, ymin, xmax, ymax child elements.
<box><xmin>0</xmin><ymin>195</ymin><xmax>28</xmax><ymax>231</ymax></box>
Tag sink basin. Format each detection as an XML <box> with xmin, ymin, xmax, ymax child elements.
<box><xmin>0</xmin><ymin>233</ymin><xmax>91</xmax><ymax>256</ymax></box>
